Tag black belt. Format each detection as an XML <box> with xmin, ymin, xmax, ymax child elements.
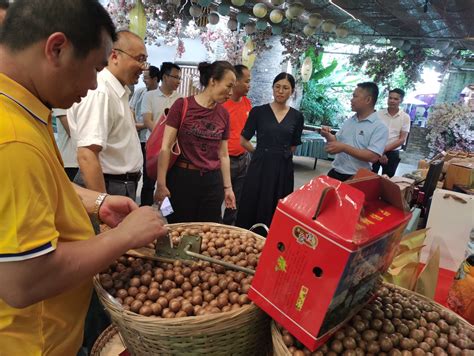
<box><xmin>230</xmin><ymin>153</ymin><xmax>247</xmax><ymax>159</ymax></box>
<box><xmin>104</xmin><ymin>172</ymin><xmax>141</xmax><ymax>182</ymax></box>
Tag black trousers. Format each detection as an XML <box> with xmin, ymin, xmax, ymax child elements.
<box><xmin>65</xmin><ymin>167</ymin><xmax>79</xmax><ymax>182</ymax></box>
<box><xmin>327</xmin><ymin>168</ymin><xmax>353</xmax><ymax>182</ymax></box>
<box><xmin>223</xmin><ymin>153</ymin><xmax>251</xmax><ymax>225</ymax></box>
<box><xmin>372</xmin><ymin>150</ymin><xmax>400</xmax><ymax>177</ymax></box>
<box><xmin>140</xmin><ymin>142</ymin><xmax>156</xmax><ymax>206</ymax></box>
<box><xmin>167</xmin><ymin>166</ymin><xmax>224</xmax><ymax>223</ymax></box>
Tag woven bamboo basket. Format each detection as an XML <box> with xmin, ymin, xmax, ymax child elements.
<box><xmin>94</xmin><ymin>222</ymin><xmax>271</xmax><ymax>356</ymax></box>
<box><xmin>90</xmin><ymin>325</ymin><xmax>125</xmax><ymax>356</ymax></box>
<box><xmin>271</xmin><ymin>282</ymin><xmax>474</xmax><ymax>355</ymax></box>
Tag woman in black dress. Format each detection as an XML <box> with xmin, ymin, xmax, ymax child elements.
<box><xmin>236</xmin><ymin>73</ymin><xmax>304</xmax><ymax>233</ymax></box>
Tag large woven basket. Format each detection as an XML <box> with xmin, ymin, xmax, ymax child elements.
<box><xmin>271</xmin><ymin>282</ymin><xmax>474</xmax><ymax>355</ymax></box>
<box><xmin>94</xmin><ymin>222</ymin><xmax>271</xmax><ymax>356</ymax></box>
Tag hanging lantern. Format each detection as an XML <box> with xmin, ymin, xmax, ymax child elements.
<box><xmin>271</xmin><ymin>25</ymin><xmax>283</xmax><ymax>35</ymax></box>
<box><xmin>129</xmin><ymin>0</ymin><xmax>147</xmax><ymax>40</ymax></box>
<box><xmin>231</xmin><ymin>0</ymin><xmax>246</xmax><ymax>7</ymax></box>
<box><xmin>390</xmin><ymin>39</ymin><xmax>404</xmax><ymax>48</ymax></box>
<box><xmin>271</xmin><ymin>0</ymin><xmax>285</xmax><ymax>5</ymax></box>
<box><xmin>197</xmin><ymin>0</ymin><xmax>212</xmax><ymax>7</ymax></box>
<box><xmin>285</xmin><ymin>8</ymin><xmax>297</xmax><ymax>20</ymax></box>
<box><xmin>189</xmin><ymin>5</ymin><xmax>203</xmax><ymax>18</ymax></box>
<box><xmin>288</xmin><ymin>2</ymin><xmax>304</xmax><ymax>17</ymax></box>
<box><xmin>237</xmin><ymin>12</ymin><xmax>250</xmax><ymax>25</ymax></box>
<box><xmin>217</xmin><ymin>3</ymin><xmax>230</xmax><ymax>16</ymax></box>
<box><xmin>301</xmin><ymin>56</ymin><xmax>313</xmax><ymax>82</ymax></box>
<box><xmin>253</xmin><ymin>3</ymin><xmax>268</xmax><ymax>18</ymax></box>
<box><xmin>207</xmin><ymin>12</ymin><xmax>220</xmax><ymax>25</ymax></box>
<box><xmin>269</xmin><ymin>9</ymin><xmax>283</xmax><ymax>24</ymax></box>
<box><xmin>303</xmin><ymin>25</ymin><xmax>316</xmax><ymax>37</ymax></box>
<box><xmin>308</xmin><ymin>13</ymin><xmax>323</xmax><ymax>28</ymax></box>
<box><xmin>335</xmin><ymin>26</ymin><xmax>349</xmax><ymax>38</ymax></box>
<box><xmin>245</xmin><ymin>22</ymin><xmax>256</xmax><ymax>35</ymax></box>
<box><xmin>256</xmin><ymin>19</ymin><xmax>268</xmax><ymax>31</ymax></box>
<box><xmin>227</xmin><ymin>18</ymin><xmax>238</xmax><ymax>31</ymax></box>
<box><xmin>167</xmin><ymin>0</ymin><xmax>181</xmax><ymax>6</ymax></box>
<box><xmin>321</xmin><ymin>20</ymin><xmax>336</xmax><ymax>33</ymax></box>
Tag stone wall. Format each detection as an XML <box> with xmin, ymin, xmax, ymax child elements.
<box><xmin>401</xmin><ymin>126</ymin><xmax>431</xmax><ymax>164</ymax></box>
<box><xmin>436</xmin><ymin>71</ymin><xmax>474</xmax><ymax>104</ymax></box>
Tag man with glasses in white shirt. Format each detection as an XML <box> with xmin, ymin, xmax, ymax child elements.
<box><xmin>68</xmin><ymin>30</ymin><xmax>149</xmax><ymax>201</ymax></box>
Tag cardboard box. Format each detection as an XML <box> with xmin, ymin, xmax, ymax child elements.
<box><xmin>248</xmin><ymin>171</ymin><xmax>411</xmax><ymax>351</ymax></box>
<box><xmin>444</xmin><ymin>162</ymin><xmax>474</xmax><ymax>190</ymax></box>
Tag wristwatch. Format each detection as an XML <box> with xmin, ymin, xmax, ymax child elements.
<box><xmin>93</xmin><ymin>192</ymin><xmax>108</xmax><ymax>225</ymax></box>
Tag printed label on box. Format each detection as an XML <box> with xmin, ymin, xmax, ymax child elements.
<box><xmin>275</xmin><ymin>255</ymin><xmax>287</xmax><ymax>272</ymax></box>
<box><xmin>295</xmin><ymin>285</ymin><xmax>309</xmax><ymax>311</ymax></box>
<box><xmin>293</xmin><ymin>225</ymin><xmax>318</xmax><ymax>249</ymax></box>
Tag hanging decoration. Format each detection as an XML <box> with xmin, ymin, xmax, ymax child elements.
<box><xmin>197</xmin><ymin>0</ymin><xmax>212</xmax><ymax>7</ymax></box>
<box><xmin>256</xmin><ymin>19</ymin><xmax>268</xmax><ymax>31</ymax></box>
<box><xmin>285</xmin><ymin>8</ymin><xmax>297</xmax><ymax>20</ymax></box>
<box><xmin>237</xmin><ymin>12</ymin><xmax>250</xmax><ymax>25</ymax></box>
<box><xmin>321</xmin><ymin>20</ymin><xmax>336</xmax><ymax>33</ymax></box>
<box><xmin>271</xmin><ymin>0</ymin><xmax>285</xmax><ymax>5</ymax></box>
<box><xmin>287</xmin><ymin>2</ymin><xmax>304</xmax><ymax>17</ymax></box>
<box><xmin>245</xmin><ymin>22</ymin><xmax>256</xmax><ymax>35</ymax></box>
<box><xmin>227</xmin><ymin>18</ymin><xmax>238</xmax><ymax>31</ymax></box>
<box><xmin>303</xmin><ymin>24</ymin><xmax>316</xmax><ymax>37</ymax></box>
<box><xmin>129</xmin><ymin>0</ymin><xmax>147</xmax><ymax>39</ymax></box>
<box><xmin>308</xmin><ymin>13</ymin><xmax>323</xmax><ymax>28</ymax></box>
<box><xmin>189</xmin><ymin>5</ymin><xmax>203</xmax><ymax>18</ymax></box>
<box><xmin>250</xmin><ymin>26</ymin><xmax>273</xmax><ymax>56</ymax></box>
<box><xmin>231</xmin><ymin>0</ymin><xmax>246</xmax><ymax>7</ymax></box>
<box><xmin>217</xmin><ymin>3</ymin><xmax>230</xmax><ymax>16</ymax></box>
<box><xmin>253</xmin><ymin>3</ymin><xmax>268</xmax><ymax>18</ymax></box>
<box><xmin>269</xmin><ymin>9</ymin><xmax>284</xmax><ymax>24</ymax></box>
<box><xmin>272</xmin><ymin>25</ymin><xmax>283</xmax><ymax>35</ymax></box>
<box><xmin>167</xmin><ymin>0</ymin><xmax>181</xmax><ymax>6</ymax></box>
<box><xmin>207</xmin><ymin>12</ymin><xmax>220</xmax><ymax>25</ymax></box>
<box><xmin>335</xmin><ymin>25</ymin><xmax>349</xmax><ymax>38</ymax></box>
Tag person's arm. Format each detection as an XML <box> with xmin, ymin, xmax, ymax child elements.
<box><xmin>291</xmin><ymin>111</ymin><xmax>305</xmax><ymax>153</ymax></box>
<box><xmin>384</xmin><ymin>131</ymin><xmax>409</xmax><ymax>152</ymax></box>
<box><xmin>326</xmin><ymin>142</ymin><xmax>380</xmax><ymax>163</ymax></box>
<box><xmin>219</xmin><ymin>140</ymin><xmax>236</xmax><ymax>209</ymax></box>
<box><xmin>154</xmin><ymin>125</ymin><xmax>177</xmax><ymax>203</ymax></box>
<box><xmin>143</xmin><ymin>112</ymin><xmax>155</xmax><ymax>131</ymax></box>
<box><xmin>320</xmin><ymin>126</ymin><xmax>336</xmax><ymax>142</ymax></box>
<box><xmin>77</xmin><ymin>145</ymin><xmax>106</xmax><ymax>193</ymax></box>
<box><xmin>240</xmin><ymin>136</ymin><xmax>255</xmax><ymax>153</ymax></box>
<box><xmin>58</xmin><ymin>115</ymin><xmax>71</xmax><ymax>137</ymax></box>
<box><xmin>0</xmin><ymin>207</ymin><xmax>167</xmax><ymax>308</ymax></box>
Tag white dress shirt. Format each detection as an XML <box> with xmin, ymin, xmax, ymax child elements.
<box><xmin>67</xmin><ymin>68</ymin><xmax>143</xmax><ymax>174</ymax></box>
<box><xmin>377</xmin><ymin>108</ymin><xmax>411</xmax><ymax>150</ymax></box>
<box><xmin>141</xmin><ymin>88</ymin><xmax>182</xmax><ymax>140</ymax></box>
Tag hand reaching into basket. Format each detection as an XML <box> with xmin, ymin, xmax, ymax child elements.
<box><xmin>116</xmin><ymin>207</ymin><xmax>168</xmax><ymax>250</ymax></box>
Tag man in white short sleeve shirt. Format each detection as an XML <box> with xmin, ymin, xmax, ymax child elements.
<box><xmin>68</xmin><ymin>30</ymin><xmax>147</xmax><ymax>201</ymax></box>
<box><xmin>372</xmin><ymin>88</ymin><xmax>411</xmax><ymax>177</ymax></box>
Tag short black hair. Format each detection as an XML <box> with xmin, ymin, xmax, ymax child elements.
<box><xmin>198</xmin><ymin>61</ymin><xmax>236</xmax><ymax>87</ymax></box>
<box><xmin>148</xmin><ymin>65</ymin><xmax>160</xmax><ymax>79</ymax></box>
<box><xmin>159</xmin><ymin>62</ymin><xmax>181</xmax><ymax>81</ymax></box>
<box><xmin>0</xmin><ymin>0</ymin><xmax>9</xmax><ymax>10</ymax></box>
<box><xmin>389</xmin><ymin>88</ymin><xmax>405</xmax><ymax>100</ymax></box>
<box><xmin>0</xmin><ymin>0</ymin><xmax>116</xmax><ymax>58</ymax></box>
<box><xmin>234</xmin><ymin>64</ymin><xmax>249</xmax><ymax>81</ymax></box>
<box><xmin>273</xmin><ymin>72</ymin><xmax>296</xmax><ymax>92</ymax></box>
<box><xmin>357</xmin><ymin>82</ymin><xmax>379</xmax><ymax>106</ymax></box>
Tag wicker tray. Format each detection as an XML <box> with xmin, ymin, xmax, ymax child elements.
<box><xmin>94</xmin><ymin>222</ymin><xmax>271</xmax><ymax>356</ymax></box>
<box><xmin>271</xmin><ymin>283</ymin><xmax>474</xmax><ymax>355</ymax></box>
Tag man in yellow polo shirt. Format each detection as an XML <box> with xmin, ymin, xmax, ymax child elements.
<box><xmin>0</xmin><ymin>1</ymin><xmax>167</xmax><ymax>355</ymax></box>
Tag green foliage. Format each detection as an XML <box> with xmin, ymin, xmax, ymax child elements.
<box><xmin>299</xmin><ymin>48</ymin><xmax>354</xmax><ymax>128</ymax></box>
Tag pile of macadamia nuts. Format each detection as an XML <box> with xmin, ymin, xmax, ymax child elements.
<box><xmin>277</xmin><ymin>284</ymin><xmax>474</xmax><ymax>356</ymax></box>
<box><xmin>99</xmin><ymin>224</ymin><xmax>263</xmax><ymax>318</ymax></box>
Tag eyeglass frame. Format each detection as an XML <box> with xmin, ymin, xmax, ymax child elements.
<box><xmin>164</xmin><ymin>73</ymin><xmax>182</xmax><ymax>81</ymax></box>
<box><xmin>113</xmin><ymin>48</ymin><xmax>150</xmax><ymax>69</ymax></box>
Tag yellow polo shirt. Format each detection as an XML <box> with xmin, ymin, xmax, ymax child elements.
<box><xmin>0</xmin><ymin>74</ymin><xmax>95</xmax><ymax>355</ymax></box>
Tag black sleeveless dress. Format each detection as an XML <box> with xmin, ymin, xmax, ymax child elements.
<box><xmin>235</xmin><ymin>104</ymin><xmax>304</xmax><ymax>233</ymax></box>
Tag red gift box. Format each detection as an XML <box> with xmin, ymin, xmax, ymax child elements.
<box><xmin>248</xmin><ymin>171</ymin><xmax>412</xmax><ymax>351</ymax></box>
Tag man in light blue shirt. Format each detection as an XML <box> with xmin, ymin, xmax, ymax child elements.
<box><xmin>320</xmin><ymin>82</ymin><xmax>388</xmax><ymax>181</ymax></box>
